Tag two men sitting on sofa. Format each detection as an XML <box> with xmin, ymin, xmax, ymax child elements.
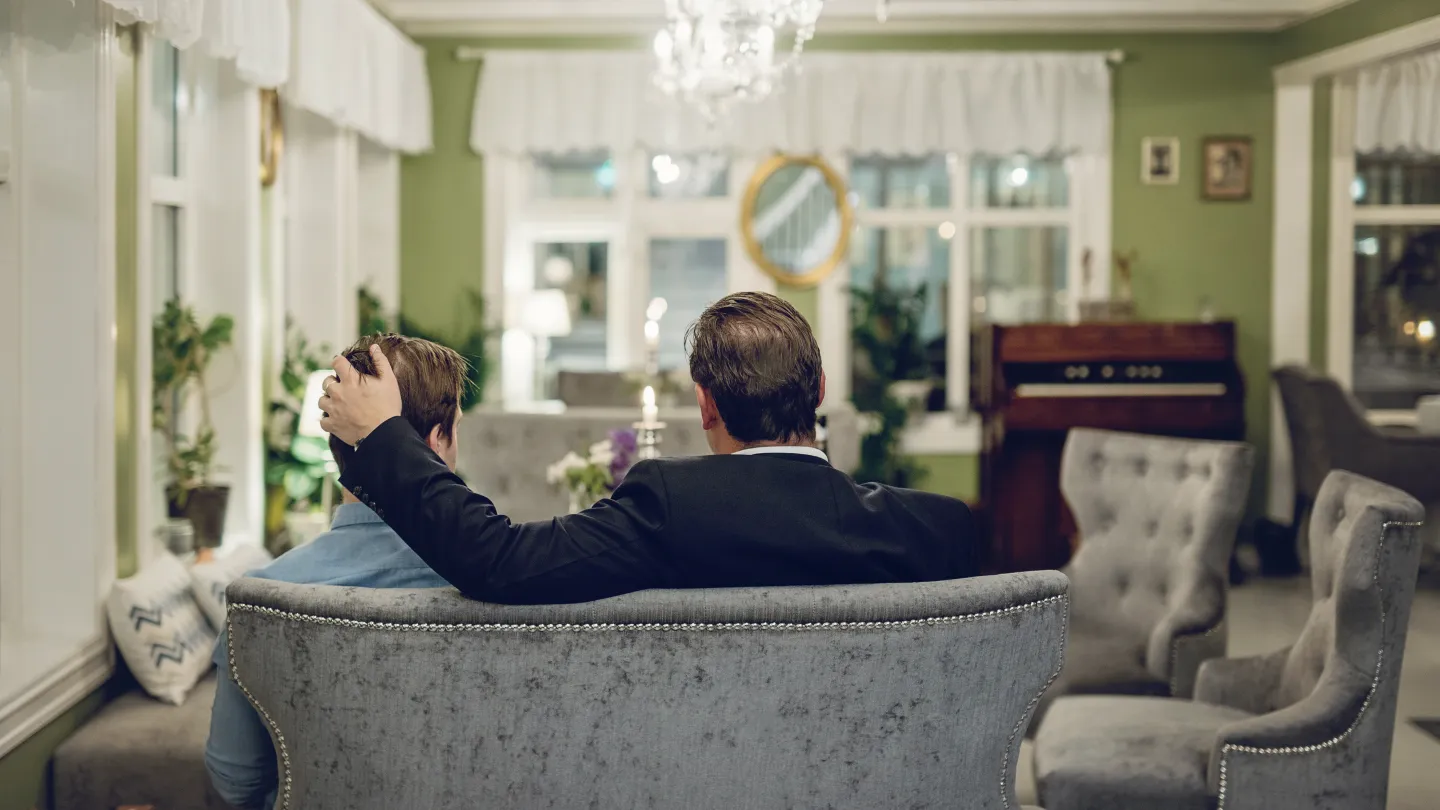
<box><xmin>209</xmin><ymin>293</ymin><xmax>981</xmax><ymax>807</ymax></box>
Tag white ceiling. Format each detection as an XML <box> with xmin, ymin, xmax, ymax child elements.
<box><xmin>376</xmin><ymin>0</ymin><xmax>1359</xmax><ymax>36</ymax></box>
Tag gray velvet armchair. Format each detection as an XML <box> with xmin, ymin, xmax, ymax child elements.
<box><xmin>1034</xmin><ymin>429</ymin><xmax>1253</xmax><ymax>727</ymax></box>
<box><xmin>225</xmin><ymin>572</ymin><xmax>1068</xmax><ymax>810</ymax></box>
<box><xmin>1034</xmin><ymin>471</ymin><xmax>1425</xmax><ymax>810</ymax></box>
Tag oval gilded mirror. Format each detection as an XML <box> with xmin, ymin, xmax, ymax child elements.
<box><xmin>741</xmin><ymin>155</ymin><xmax>854</xmax><ymax>287</ymax></box>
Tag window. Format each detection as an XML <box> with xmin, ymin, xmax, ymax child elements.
<box><xmin>842</xmin><ymin>153</ymin><xmax>1093</xmax><ymax>425</ymax></box>
<box><xmin>142</xmin><ymin>39</ymin><xmax>193</xmax><ymax>552</ymax></box>
<box><xmin>1345</xmin><ymin>154</ymin><xmax>1440</xmax><ymax>411</ymax></box>
<box><xmin>496</xmin><ymin>150</ymin><xmax>765</xmax><ymax>406</ymax></box>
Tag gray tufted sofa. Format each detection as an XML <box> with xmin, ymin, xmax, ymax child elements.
<box><xmin>1034</xmin><ymin>471</ymin><xmax>1425</xmax><ymax>810</ymax></box>
<box><xmin>1033</xmin><ymin>429</ymin><xmax>1254</xmax><ymax>728</ymax></box>
<box><xmin>225</xmin><ymin>573</ymin><xmax>1069</xmax><ymax>810</ymax></box>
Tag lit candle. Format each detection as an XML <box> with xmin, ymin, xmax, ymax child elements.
<box><xmin>645</xmin><ymin>318</ymin><xmax>660</xmax><ymax>348</ymax></box>
<box><xmin>642</xmin><ymin>385</ymin><xmax>658</xmax><ymax>424</ymax></box>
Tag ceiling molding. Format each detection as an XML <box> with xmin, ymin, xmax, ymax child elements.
<box><xmin>379</xmin><ymin>0</ymin><xmax>1358</xmax><ymax>35</ymax></box>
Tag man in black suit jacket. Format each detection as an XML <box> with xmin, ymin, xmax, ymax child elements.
<box><xmin>320</xmin><ymin>292</ymin><xmax>979</xmax><ymax>604</ymax></box>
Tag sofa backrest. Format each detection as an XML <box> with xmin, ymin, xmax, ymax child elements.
<box><xmin>227</xmin><ymin>572</ymin><xmax>1069</xmax><ymax>810</ymax></box>
<box><xmin>1061</xmin><ymin>429</ymin><xmax>1253</xmax><ymax>668</ymax></box>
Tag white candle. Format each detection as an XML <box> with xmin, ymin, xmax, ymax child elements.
<box><xmin>644</xmin><ymin>319</ymin><xmax>660</xmax><ymax>347</ymax></box>
<box><xmin>642</xmin><ymin>385</ymin><xmax>658</xmax><ymax>423</ymax></box>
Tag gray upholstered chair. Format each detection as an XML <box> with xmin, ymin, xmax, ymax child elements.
<box><xmin>1034</xmin><ymin>429</ymin><xmax>1254</xmax><ymax>726</ymax></box>
<box><xmin>1034</xmin><ymin>471</ymin><xmax>1425</xmax><ymax>810</ymax></box>
<box><xmin>226</xmin><ymin>573</ymin><xmax>1068</xmax><ymax>810</ymax></box>
<box><xmin>1273</xmin><ymin>366</ymin><xmax>1330</xmax><ymax>536</ymax></box>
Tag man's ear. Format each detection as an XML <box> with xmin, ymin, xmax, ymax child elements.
<box><xmin>696</xmin><ymin>385</ymin><xmax>720</xmax><ymax>431</ymax></box>
<box><xmin>425</xmin><ymin>424</ymin><xmax>445</xmax><ymax>453</ymax></box>
<box><xmin>819</xmin><ymin>370</ymin><xmax>827</xmax><ymax>408</ymax></box>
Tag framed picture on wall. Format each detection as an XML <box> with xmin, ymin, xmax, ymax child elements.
<box><xmin>1202</xmin><ymin>136</ymin><xmax>1254</xmax><ymax>201</ymax></box>
<box><xmin>1141</xmin><ymin>137</ymin><xmax>1180</xmax><ymax>185</ymax></box>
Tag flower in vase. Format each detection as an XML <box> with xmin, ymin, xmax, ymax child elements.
<box><xmin>607</xmin><ymin>428</ymin><xmax>638</xmax><ymax>484</ymax></box>
<box><xmin>545</xmin><ymin>451</ymin><xmax>588</xmax><ymax>486</ymax></box>
<box><xmin>587</xmin><ymin>440</ymin><xmax>616</xmax><ymax>470</ymax></box>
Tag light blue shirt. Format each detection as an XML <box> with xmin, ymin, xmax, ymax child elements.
<box><xmin>204</xmin><ymin>503</ymin><xmax>450</xmax><ymax>810</ymax></box>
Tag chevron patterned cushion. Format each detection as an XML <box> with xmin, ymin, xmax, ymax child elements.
<box><xmin>107</xmin><ymin>553</ymin><xmax>217</xmax><ymax>705</ymax></box>
<box><xmin>190</xmin><ymin>544</ymin><xmax>273</xmax><ymax>630</ymax></box>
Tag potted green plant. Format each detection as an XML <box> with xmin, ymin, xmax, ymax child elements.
<box><xmin>263</xmin><ymin>318</ymin><xmax>333</xmax><ymax>551</ymax></box>
<box><xmin>850</xmin><ymin>276</ymin><xmax>931</xmax><ymax>488</ymax></box>
<box><xmin>153</xmin><ymin>299</ymin><xmax>235</xmax><ymax>550</ymax></box>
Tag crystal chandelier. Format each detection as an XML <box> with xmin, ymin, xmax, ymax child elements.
<box><xmin>653</xmin><ymin>0</ymin><xmax>826</xmax><ymax>122</ymax></box>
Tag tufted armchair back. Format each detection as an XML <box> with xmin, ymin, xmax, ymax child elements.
<box><xmin>1193</xmin><ymin>472</ymin><xmax>1424</xmax><ymax>809</ymax></box>
<box><xmin>227</xmin><ymin>572</ymin><xmax>1069</xmax><ymax>810</ymax></box>
<box><xmin>1061</xmin><ymin>429</ymin><xmax>1253</xmax><ymax>683</ymax></box>
<box><xmin>1273</xmin><ymin>365</ymin><xmax>1331</xmax><ymax>507</ymax></box>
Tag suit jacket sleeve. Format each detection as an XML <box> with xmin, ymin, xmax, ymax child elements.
<box><xmin>340</xmin><ymin>416</ymin><xmax>672</xmax><ymax>604</ymax></box>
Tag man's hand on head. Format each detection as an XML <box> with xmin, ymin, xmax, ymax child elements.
<box><xmin>319</xmin><ymin>344</ymin><xmax>403</xmax><ymax>447</ymax></box>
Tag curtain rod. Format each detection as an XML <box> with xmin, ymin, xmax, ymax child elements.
<box><xmin>456</xmin><ymin>46</ymin><xmax>1126</xmax><ymax>64</ymax></box>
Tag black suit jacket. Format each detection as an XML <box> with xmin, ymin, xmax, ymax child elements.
<box><xmin>342</xmin><ymin>416</ymin><xmax>981</xmax><ymax>604</ymax></box>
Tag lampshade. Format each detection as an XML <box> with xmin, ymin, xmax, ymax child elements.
<box><xmin>523</xmin><ymin>289</ymin><xmax>573</xmax><ymax>338</ymax></box>
<box><xmin>298</xmin><ymin>369</ymin><xmax>334</xmax><ymax>439</ymax></box>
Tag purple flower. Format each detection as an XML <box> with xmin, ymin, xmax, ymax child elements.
<box><xmin>607</xmin><ymin>428</ymin><xmax>638</xmax><ymax>487</ymax></box>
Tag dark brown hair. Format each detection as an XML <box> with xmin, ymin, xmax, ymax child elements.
<box><xmin>329</xmin><ymin>333</ymin><xmax>470</xmax><ymax>473</ymax></box>
<box><xmin>686</xmin><ymin>291</ymin><xmax>822</xmax><ymax>444</ymax></box>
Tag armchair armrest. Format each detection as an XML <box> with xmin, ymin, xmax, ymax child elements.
<box><xmin>1193</xmin><ymin>648</ymin><xmax>1290</xmax><ymax>714</ymax></box>
<box><xmin>1205</xmin><ymin>664</ymin><xmax>1371</xmax><ymax>800</ymax></box>
<box><xmin>1145</xmin><ymin>575</ymin><xmax>1226</xmax><ymax>694</ymax></box>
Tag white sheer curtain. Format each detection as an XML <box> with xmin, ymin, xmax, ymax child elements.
<box><xmin>471</xmin><ymin>51</ymin><xmax>1112</xmax><ymax>158</ymax></box>
<box><xmin>287</xmin><ymin>0</ymin><xmax>433</xmax><ymax>154</ymax></box>
<box><xmin>1357</xmin><ymin>48</ymin><xmax>1440</xmax><ymax>155</ymax></box>
<box><xmin>99</xmin><ymin>0</ymin><xmax>290</xmax><ymax>88</ymax></box>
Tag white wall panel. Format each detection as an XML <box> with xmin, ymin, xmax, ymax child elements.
<box><xmin>357</xmin><ymin>138</ymin><xmax>400</xmax><ymax>320</ymax></box>
<box><xmin>286</xmin><ymin>104</ymin><xmax>357</xmax><ymax>355</ymax></box>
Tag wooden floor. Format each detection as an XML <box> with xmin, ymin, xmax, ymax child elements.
<box><xmin>1016</xmin><ymin>577</ymin><xmax>1440</xmax><ymax>809</ymax></box>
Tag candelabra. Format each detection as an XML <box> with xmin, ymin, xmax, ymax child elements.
<box><xmin>635</xmin><ymin>384</ymin><xmax>667</xmax><ymax>461</ymax></box>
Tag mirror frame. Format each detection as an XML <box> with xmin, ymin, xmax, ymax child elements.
<box><xmin>260</xmin><ymin>88</ymin><xmax>284</xmax><ymax>188</ymax></box>
<box><xmin>740</xmin><ymin>154</ymin><xmax>855</xmax><ymax>288</ymax></box>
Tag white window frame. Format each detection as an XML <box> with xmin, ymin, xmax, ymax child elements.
<box><xmin>819</xmin><ymin>151</ymin><xmax>1112</xmax><ymax>455</ymax></box>
<box><xmin>135</xmin><ymin>32</ymin><xmax>197</xmax><ymax>566</ymax></box>
<box><xmin>1325</xmin><ymin>73</ymin><xmax>1440</xmax><ymax>426</ymax></box>
<box><xmin>490</xmin><ymin>150</ymin><xmax>775</xmax><ymax>408</ymax></box>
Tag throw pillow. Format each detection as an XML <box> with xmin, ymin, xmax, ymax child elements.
<box><xmin>107</xmin><ymin>553</ymin><xmax>217</xmax><ymax>705</ymax></box>
<box><xmin>190</xmin><ymin>544</ymin><xmax>274</xmax><ymax>631</ymax></box>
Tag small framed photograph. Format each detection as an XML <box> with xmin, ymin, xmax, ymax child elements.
<box><xmin>1141</xmin><ymin>137</ymin><xmax>1180</xmax><ymax>185</ymax></box>
<box><xmin>1202</xmin><ymin>136</ymin><xmax>1254</xmax><ymax>201</ymax></box>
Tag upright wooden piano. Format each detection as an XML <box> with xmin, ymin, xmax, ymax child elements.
<box><xmin>974</xmin><ymin>322</ymin><xmax>1245</xmax><ymax>573</ymax></box>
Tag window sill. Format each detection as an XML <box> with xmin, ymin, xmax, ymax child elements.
<box><xmin>900</xmin><ymin>412</ymin><xmax>982</xmax><ymax>456</ymax></box>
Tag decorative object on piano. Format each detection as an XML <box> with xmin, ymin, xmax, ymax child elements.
<box><xmin>546</xmin><ymin>428</ymin><xmax>639</xmax><ymax>513</ymax></box>
<box><xmin>1077</xmin><ymin>249</ymin><xmax>1138</xmax><ymax>322</ymax></box>
<box><xmin>973</xmin><ymin>321</ymin><xmax>1244</xmax><ymax>573</ymax></box>
<box><xmin>1201</xmin><ymin>135</ymin><xmax>1253</xmax><ymax>201</ymax></box>
<box><xmin>741</xmin><ymin>154</ymin><xmax>855</xmax><ymax>287</ymax></box>
<box><xmin>850</xmin><ymin>274</ymin><xmax>929</xmax><ymax>487</ymax></box>
<box><xmin>153</xmin><ymin>299</ymin><xmax>235</xmax><ymax>552</ymax></box>
<box><xmin>1141</xmin><ymin>136</ymin><xmax>1180</xmax><ymax>185</ymax></box>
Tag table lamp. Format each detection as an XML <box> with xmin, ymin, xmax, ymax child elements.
<box><xmin>523</xmin><ymin>289</ymin><xmax>573</xmax><ymax>401</ymax></box>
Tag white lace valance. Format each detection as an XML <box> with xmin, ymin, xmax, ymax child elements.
<box><xmin>100</xmin><ymin>0</ymin><xmax>290</xmax><ymax>88</ymax></box>
<box><xmin>287</xmin><ymin>0</ymin><xmax>433</xmax><ymax>154</ymax></box>
<box><xmin>470</xmin><ymin>51</ymin><xmax>1112</xmax><ymax>157</ymax></box>
<box><xmin>1357</xmin><ymin>48</ymin><xmax>1440</xmax><ymax>155</ymax></box>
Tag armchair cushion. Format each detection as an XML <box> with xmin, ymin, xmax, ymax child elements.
<box><xmin>1035</xmin><ymin>695</ymin><xmax>1252</xmax><ymax>810</ymax></box>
